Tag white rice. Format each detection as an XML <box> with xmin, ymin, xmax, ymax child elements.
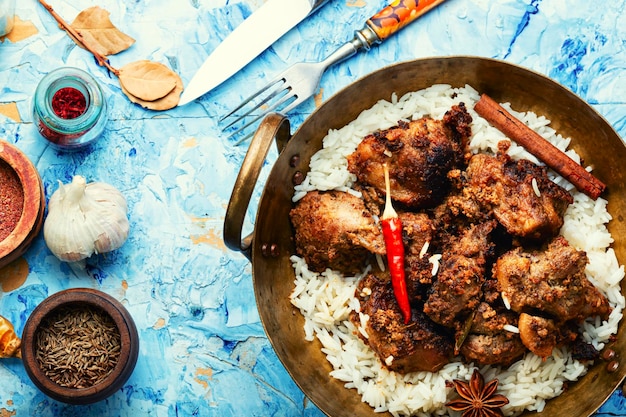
<box><xmin>289</xmin><ymin>84</ymin><xmax>625</xmax><ymax>416</ymax></box>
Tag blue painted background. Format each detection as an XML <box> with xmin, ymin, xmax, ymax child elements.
<box><xmin>1</xmin><ymin>0</ymin><xmax>625</xmax><ymax>416</ymax></box>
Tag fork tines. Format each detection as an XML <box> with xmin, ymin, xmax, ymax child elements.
<box><xmin>220</xmin><ymin>74</ymin><xmax>297</xmax><ymax>144</ymax></box>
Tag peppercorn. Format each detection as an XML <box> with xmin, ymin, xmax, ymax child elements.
<box><xmin>602</xmin><ymin>348</ymin><xmax>617</xmax><ymax>361</ymax></box>
<box><xmin>607</xmin><ymin>360</ymin><xmax>619</xmax><ymax>373</ymax></box>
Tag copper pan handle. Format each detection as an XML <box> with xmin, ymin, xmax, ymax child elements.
<box><xmin>223</xmin><ymin>113</ymin><xmax>291</xmax><ymax>259</ymax></box>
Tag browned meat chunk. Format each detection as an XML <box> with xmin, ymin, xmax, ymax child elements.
<box><xmin>570</xmin><ymin>332</ymin><xmax>601</xmax><ymax>361</ymax></box>
<box><xmin>346</xmin><ymin>104</ymin><xmax>472</xmax><ymax>209</ymax></box>
<box><xmin>398</xmin><ymin>212</ymin><xmax>434</xmax><ymax>257</ymax></box>
<box><xmin>495</xmin><ymin>236</ymin><xmax>611</xmax><ymax>323</ymax></box>
<box><xmin>459</xmin><ymin>302</ymin><xmax>525</xmax><ymax>366</ymax></box>
<box><xmin>352</xmin><ymin>273</ymin><xmax>453</xmax><ymax>373</ymax></box>
<box><xmin>482</xmin><ymin>277</ymin><xmax>504</xmax><ymax>306</ymax></box>
<box><xmin>448</xmin><ymin>151</ymin><xmax>573</xmax><ymax>240</ymax></box>
<box><xmin>423</xmin><ymin>220</ymin><xmax>497</xmax><ymax>327</ymax></box>
<box><xmin>461</xmin><ymin>333</ymin><xmax>525</xmax><ymax>367</ymax></box>
<box><xmin>289</xmin><ymin>190</ymin><xmax>384</xmax><ymax>274</ymax></box>
<box><xmin>471</xmin><ymin>301</ymin><xmax>519</xmax><ymax>334</ymax></box>
<box><xmin>400</xmin><ymin>212</ymin><xmax>436</xmax><ymax>302</ymax></box>
<box><xmin>518</xmin><ymin>313</ymin><xmax>559</xmax><ymax>359</ymax></box>
<box><xmin>405</xmin><ymin>255</ymin><xmax>434</xmax><ymax>302</ymax></box>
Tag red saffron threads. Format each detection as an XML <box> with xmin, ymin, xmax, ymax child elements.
<box><xmin>51</xmin><ymin>87</ymin><xmax>87</xmax><ymax>119</ymax></box>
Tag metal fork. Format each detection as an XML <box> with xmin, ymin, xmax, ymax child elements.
<box><xmin>220</xmin><ymin>0</ymin><xmax>448</xmax><ymax>143</ymax></box>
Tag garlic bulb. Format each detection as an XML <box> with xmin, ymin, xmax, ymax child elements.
<box><xmin>43</xmin><ymin>175</ymin><xmax>129</xmax><ymax>262</ymax></box>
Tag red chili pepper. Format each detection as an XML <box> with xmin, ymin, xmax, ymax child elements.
<box><xmin>381</xmin><ymin>164</ymin><xmax>411</xmax><ymax>324</ymax></box>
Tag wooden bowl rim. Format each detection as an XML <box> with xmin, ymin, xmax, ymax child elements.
<box><xmin>20</xmin><ymin>288</ymin><xmax>139</xmax><ymax>404</ymax></box>
<box><xmin>0</xmin><ymin>140</ymin><xmax>43</xmax><ymax>261</ymax></box>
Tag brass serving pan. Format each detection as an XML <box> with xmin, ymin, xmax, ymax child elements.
<box><xmin>224</xmin><ymin>56</ymin><xmax>626</xmax><ymax>417</ymax></box>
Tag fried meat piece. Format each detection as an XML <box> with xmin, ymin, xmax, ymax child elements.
<box><xmin>400</xmin><ymin>212</ymin><xmax>436</xmax><ymax>301</ymax></box>
<box><xmin>461</xmin><ymin>333</ymin><xmax>526</xmax><ymax>367</ymax></box>
<box><xmin>289</xmin><ymin>190</ymin><xmax>384</xmax><ymax>274</ymax></box>
<box><xmin>352</xmin><ymin>273</ymin><xmax>454</xmax><ymax>373</ymax></box>
<box><xmin>405</xmin><ymin>254</ymin><xmax>434</xmax><ymax>303</ymax></box>
<box><xmin>495</xmin><ymin>236</ymin><xmax>611</xmax><ymax>323</ymax></box>
<box><xmin>570</xmin><ymin>332</ymin><xmax>601</xmax><ymax>361</ymax></box>
<box><xmin>459</xmin><ymin>302</ymin><xmax>526</xmax><ymax>366</ymax></box>
<box><xmin>423</xmin><ymin>220</ymin><xmax>497</xmax><ymax>328</ymax></box>
<box><xmin>347</xmin><ymin>104</ymin><xmax>472</xmax><ymax>209</ymax></box>
<box><xmin>398</xmin><ymin>212</ymin><xmax>434</xmax><ymax>257</ymax></box>
<box><xmin>470</xmin><ymin>301</ymin><xmax>519</xmax><ymax>335</ymax></box>
<box><xmin>518</xmin><ymin>312</ymin><xmax>559</xmax><ymax>359</ymax></box>
<box><xmin>448</xmin><ymin>152</ymin><xmax>573</xmax><ymax>240</ymax></box>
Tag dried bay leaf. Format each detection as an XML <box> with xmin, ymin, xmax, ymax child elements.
<box><xmin>70</xmin><ymin>6</ymin><xmax>135</xmax><ymax>56</ymax></box>
<box><xmin>118</xmin><ymin>60</ymin><xmax>178</xmax><ymax>102</ymax></box>
<box><xmin>121</xmin><ymin>71</ymin><xmax>183</xmax><ymax>111</ymax></box>
<box><xmin>39</xmin><ymin>1</ymin><xmax>184</xmax><ymax>111</ymax></box>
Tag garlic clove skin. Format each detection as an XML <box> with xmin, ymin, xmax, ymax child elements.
<box><xmin>43</xmin><ymin>175</ymin><xmax>129</xmax><ymax>262</ymax></box>
<box><xmin>82</xmin><ymin>182</ymin><xmax>129</xmax><ymax>254</ymax></box>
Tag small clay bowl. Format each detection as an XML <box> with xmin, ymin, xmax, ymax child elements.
<box><xmin>20</xmin><ymin>288</ymin><xmax>139</xmax><ymax>405</ymax></box>
<box><xmin>0</xmin><ymin>140</ymin><xmax>45</xmax><ymax>269</ymax></box>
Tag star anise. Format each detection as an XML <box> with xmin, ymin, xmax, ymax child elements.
<box><xmin>445</xmin><ymin>369</ymin><xmax>509</xmax><ymax>417</ymax></box>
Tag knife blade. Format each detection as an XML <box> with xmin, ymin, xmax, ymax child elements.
<box><xmin>178</xmin><ymin>0</ymin><xmax>331</xmax><ymax>106</ymax></box>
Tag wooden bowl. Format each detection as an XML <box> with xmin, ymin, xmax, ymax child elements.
<box><xmin>0</xmin><ymin>140</ymin><xmax>45</xmax><ymax>268</ymax></box>
<box><xmin>20</xmin><ymin>288</ymin><xmax>139</xmax><ymax>404</ymax></box>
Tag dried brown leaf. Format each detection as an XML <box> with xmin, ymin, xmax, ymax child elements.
<box><xmin>118</xmin><ymin>60</ymin><xmax>178</xmax><ymax>102</ymax></box>
<box><xmin>120</xmin><ymin>64</ymin><xmax>183</xmax><ymax>110</ymax></box>
<box><xmin>70</xmin><ymin>6</ymin><xmax>135</xmax><ymax>56</ymax></box>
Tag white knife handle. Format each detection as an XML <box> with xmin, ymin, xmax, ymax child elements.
<box><xmin>309</xmin><ymin>0</ymin><xmax>331</xmax><ymax>14</ymax></box>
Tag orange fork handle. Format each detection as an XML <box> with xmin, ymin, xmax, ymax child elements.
<box><xmin>367</xmin><ymin>0</ymin><xmax>448</xmax><ymax>41</ymax></box>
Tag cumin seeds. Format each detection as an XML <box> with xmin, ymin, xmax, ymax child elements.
<box><xmin>34</xmin><ymin>305</ymin><xmax>121</xmax><ymax>389</ymax></box>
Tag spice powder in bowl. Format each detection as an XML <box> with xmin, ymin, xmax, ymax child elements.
<box><xmin>0</xmin><ymin>158</ymin><xmax>24</xmax><ymax>242</ymax></box>
<box><xmin>0</xmin><ymin>140</ymin><xmax>45</xmax><ymax>269</ymax></box>
<box><xmin>21</xmin><ymin>288</ymin><xmax>138</xmax><ymax>404</ymax></box>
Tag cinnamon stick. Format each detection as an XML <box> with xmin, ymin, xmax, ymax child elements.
<box><xmin>474</xmin><ymin>93</ymin><xmax>606</xmax><ymax>200</ymax></box>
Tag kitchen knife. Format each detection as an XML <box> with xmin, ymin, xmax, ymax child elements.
<box><xmin>178</xmin><ymin>0</ymin><xmax>331</xmax><ymax>106</ymax></box>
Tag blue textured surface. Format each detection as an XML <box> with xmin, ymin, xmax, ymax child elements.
<box><xmin>1</xmin><ymin>0</ymin><xmax>625</xmax><ymax>416</ymax></box>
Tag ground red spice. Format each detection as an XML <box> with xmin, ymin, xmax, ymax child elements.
<box><xmin>51</xmin><ymin>87</ymin><xmax>87</xmax><ymax>119</ymax></box>
<box><xmin>0</xmin><ymin>160</ymin><xmax>24</xmax><ymax>242</ymax></box>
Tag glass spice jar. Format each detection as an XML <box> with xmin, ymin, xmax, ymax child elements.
<box><xmin>33</xmin><ymin>67</ymin><xmax>107</xmax><ymax>150</ymax></box>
